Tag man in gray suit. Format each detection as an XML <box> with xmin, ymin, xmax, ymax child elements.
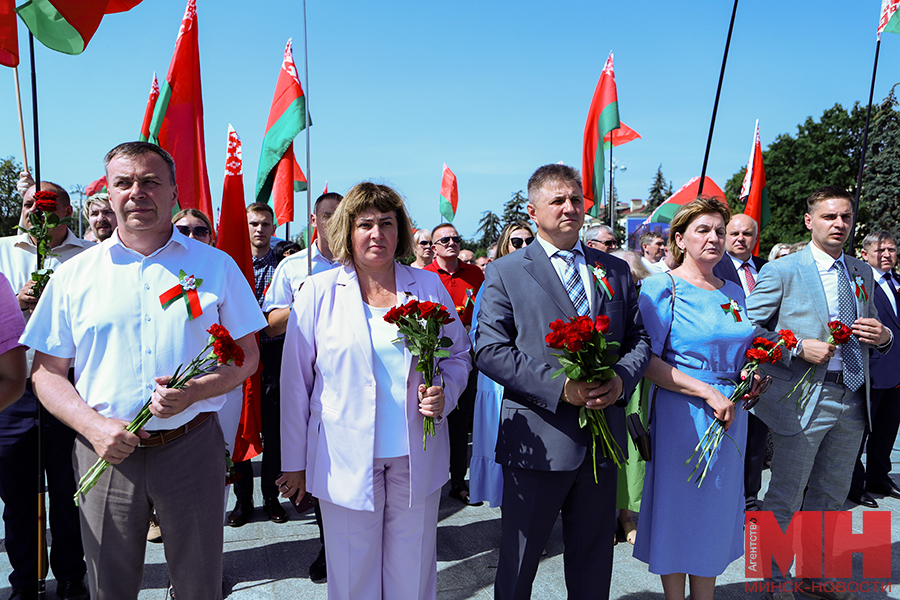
<box><xmin>747</xmin><ymin>186</ymin><xmax>891</xmax><ymax>600</ymax></box>
<box><xmin>475</xmin><ymin>164</ymin><xmax>650</xmax><ymax>600</ymax></box>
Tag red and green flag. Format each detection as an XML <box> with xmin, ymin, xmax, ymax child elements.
<box><xmin>138</xmin><ymin>72</ymin><xmax>159</xmax><ymax>142</ymax></box>
<box><xmin>147</xmin><ymin>0</ymin><xmax>213</xmax><ymax>222</ymax></box>
<box><xmin>215</xmin><ymin>125</ymin><xmax>263</xmax><ymax>463</ymax></box>
<box><xmin>740</xmin><ymin>120</ymin><xmax>770</xmax><ymax>257</ymax></box>
<box><xmin>256</xmin><ymin>38</ymin><xmax>309</xmax><ymax>224</ymax></box>
<box><xmin>439</xmin><ymin>163</ymin><xmax>458</xmax><ymax>223</ymax></box>
<box><xmin>603</xmin><ymin>121</ymin><xmax>640</xmax><ymax>148</ymax></box>
<box><xmin>15</xmin><ymin>0</ymin><xmax>143</xmax><ymax>55</ymax></box>
<box><xmin>879</xmin><ymin>0</ymin><xmax>900</xmax><ymax>36</ymax></box>
<box><xmin>582</xmin><ymin>52</ymin><xmax>620</xmax><ymax>218</ymax></box>
<box><xmin>268</xmin><ymin>142</ymin><xmax>307</xmax><ymax>225</ymax></box>
<box><xmin>84</xmin><ymin>176</ymin><xmax>107</xmax><ymax>196</ymax></box>
<box><xmin>644</xmin><ymin>176</ymin><xmax>726</xmax><ymax>224</ymax></box>
<box><xmin>0</xmin><ymin>0</ymin><xmax>18</xmax><ymax>67</ymax></box>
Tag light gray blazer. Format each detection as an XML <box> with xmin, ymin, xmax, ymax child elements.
<box><xmin>747</xmin><ymin>244</ymin><xmax>885</xmax><ymax>435</ymax></box>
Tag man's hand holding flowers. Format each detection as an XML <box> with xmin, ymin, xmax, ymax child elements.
<box><xmin>563</xmin><ymin>376</ymin><xmax>622</xmax><ymax>410</ymax></box>
<box><xmin>417</xmin><ymin>384</ymin><xmax>445</xmax><ymax>419</ymax></box>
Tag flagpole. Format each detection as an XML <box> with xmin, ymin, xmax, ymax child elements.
<box><xmin>608</xmin><ymin>132</ymin><xmax>614</xmax><ymax>227</ymax></box>
<box><xmin>28</xmin><ymin>30</ymin><xmax>48</xmax><ymax>599</ymax></box>
<box><xmin>698</xmin><ymin>0</ymin><xmax>739</xmax><ymax>197</ymax></box>
<box><xmin>302</xmin><ymin>0</ymin><xmax>312</xmax><ymax>274</ymax></box>
<box><xmin>849</xmin><ymin>37</ymin><xmax>882</xmax><ymax>251</ymax></box>
<box><xmin>14</xmin><ymin>67</ymin><xmax>29</xmax><ymax>173</ymax></box>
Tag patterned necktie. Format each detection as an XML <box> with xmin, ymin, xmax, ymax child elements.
<box><xmin>835</xmin><ymin>262</ymin><xmax>864</xmax><ymax>392</ymax></box>
<box><xmin>557</xmin><ymin>250</ymin><xmax>589</xmax><ymax>317</ymax></box>
<box><xmin>742</xmin><ymin>262</ymin><xmax>756</xmax><ymax>293</ymax></box>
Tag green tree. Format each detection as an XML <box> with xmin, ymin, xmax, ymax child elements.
<box><xmin>501</xmin><ymin>190</ymin><xmax>528</xmax><ymax>226</ymax></box>
<box><xmin>858</xmin><ymin>90</ymin><xmax>900</xmax><ymax>244</ymax></box>
<box><xmin>646</xmin><ymin>165</ymin><xmax>672</xmax><ymax>213</ymax></box>
<box><xmin>0</xmin><ymin>157</ymin><xmax>24</xmax><ymax>237</ymax></box>
<box><xmin>476</xmin><ymin>210</ymin><xmax>502</xmax><ymax>249</ymax></box>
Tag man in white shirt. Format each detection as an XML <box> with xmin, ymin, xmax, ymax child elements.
<box><xmin>0</xmin><ymin>181</ymin><xmax>92</xmax><ymax>600</ymax></box>
<box><xmin>22</xmin><ymin>142</ymin><xmax>265</xmax><ymax>600</ymax></box>
<box><xmin>639</xmin><ymin>231</ymin><xmax>666</xmax><ymax>272</ymax></box>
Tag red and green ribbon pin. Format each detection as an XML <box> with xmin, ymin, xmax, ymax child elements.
<box><xmin>590</xmin><ymin>262</ymin><xmax>615</xmax><ymax>300</ymax></box>
<box><xmin>854</xmin><ymin>276</ymin><xmax>868</xmax><ymax>302</ymax></box>
<box><xmin>721</xmin><ymin>298</ymin><xmax>742</xmax><ymax>322</ymax></box>
<box><xmin>160</xmin><ymin>270</ymin><xmax>203</xmax><ymax>320</ymax></box>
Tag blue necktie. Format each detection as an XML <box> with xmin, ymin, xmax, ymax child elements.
<box><xmin>557</xmin><ymin>250</ymin><xmax>589</xmax><ymax>317</ymax></box>
<box><xmin>835</xmin><ymin>262</ymin><xmax>864</xmax><ymax>392</ymax></box>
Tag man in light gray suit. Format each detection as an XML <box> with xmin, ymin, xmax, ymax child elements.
<box><xmin>475</xmin><ymin>164</ymin><xmax>650</xmax><ymax>600</ymax></box>
<box><xmin>747</xmin><ymin>186</ymin><xmax>891</xmax><ymax>600</ymax></box>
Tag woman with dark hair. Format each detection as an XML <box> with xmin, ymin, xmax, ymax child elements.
<box><xmin>634</xmin><ymin>197</ymin><xmax>767</xmax><ymax>600</ymax></box>
<box><xmin>278</xmin><ymin>182</ymin><xmax>471</xmax><ymax>599</ymax></box>
<box><xmin>273</xmin><ymin>240</ymin><xmax>302</xmax><ymax>262</ymax></box>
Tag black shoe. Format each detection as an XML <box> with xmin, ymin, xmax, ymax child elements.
<box><xmin>867</xmin><ymin>480</ymin><xmax>900</xmax><ymax>499</ymax></box>
<box><xmin>227</xmin><ymin>501</ymin><xmax>255</xmax><ymax>527</ymax></box>
<box><xmin>57</xmin><ymin>579</ymin><xmax>89</xmax><ymax>600</ymax></box>
<box><xmin>8</xmin><ymin>589</ymin><xmax>38</xmax><ymax>600</ymax></box>
<box><xmin>263</xmin><ymin>497</ymin><xmax>288</xmax><ymax>523</ymax></box>
<box><xmin>848</xmin><ymin>489</ymin><xmax>878</xmax><ymax>508</ymax></box>
<box><xmin>449</xmin><ymin>484</ymin><xmax>483</xmax><ymax>507</ymax></box>
<box><xmin>309</xmin><ymin>547</ymin><xmax>327</xmax><ymax>582</ymax></box>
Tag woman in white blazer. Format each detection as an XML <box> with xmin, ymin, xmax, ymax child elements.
<box><xmin>277</xmin><ymin>182</ymin><xmax>472</xmax><ymax>600</ymax></box>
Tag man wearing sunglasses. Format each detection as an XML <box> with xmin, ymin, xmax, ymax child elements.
<box><xmin>583</xmin><ymin>224</ymin><xmax>618</xmax><ymax>253</ymax></box>
<box><xmin>425</xmin><ymin>223</ymin><xmax>484</xmax><ymax>506</ymax></box>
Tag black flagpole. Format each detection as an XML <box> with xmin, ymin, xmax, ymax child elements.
<box><xmin>28</xmin><ymin>30</ymin><xmax>48</xmax><ymax>600</ymax></box>
<box><xmin>698</xmin><ymin>0</ymin><xmax>739</xmax><ymax>197</ymax></box>
<box><xmin>849</xmin><ymin>36</ymin><xmax>881</xmax><ymax>251</ymax></box>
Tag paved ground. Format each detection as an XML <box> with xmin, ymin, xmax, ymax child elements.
<box><xmin>3</xmin><ymin>446</ymin><xmax>900</xmax><ymax>599</ymax></box>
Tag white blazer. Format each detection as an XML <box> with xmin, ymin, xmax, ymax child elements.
<box><xmin>280</xmin><ymin>261</ymin><xmax>472</xmax><ymax>511</ymax></box>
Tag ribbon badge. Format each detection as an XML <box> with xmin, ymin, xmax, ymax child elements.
<box><xmin>464</xmin><ymin>287</ymin><xmax>474</xmax><ymax>309</ymax></box>
<box><xmin>720</xmin><ymin>298</ymin><xmax>742</xmax><ymax>322</ymax></box>
<box><xmin>855</xmin><ymin>276</ymin><xmax>868</xmax><ymax>302</ymax></box>
<box><xmin>160</xmin><ymin>270</ymin><xmax>203</xmax><ymax>321</ymax></box>
<box><xmin>590</xmin><ymin>262</ymin><xmax>615</xmax><ymax>300</ymax></box>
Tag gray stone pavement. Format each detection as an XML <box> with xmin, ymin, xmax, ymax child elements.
<box><xmin>3</xmin><ymin>448</ymin><xmax>900</xmax><ymax>599</ymax></box>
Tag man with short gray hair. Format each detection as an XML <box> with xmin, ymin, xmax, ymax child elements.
<box><xmin>583</xmin><ymin>223</ymin><xmax>617</xmax><ymax>253</ymax></box>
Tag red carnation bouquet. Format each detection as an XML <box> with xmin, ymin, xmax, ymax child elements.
<box><xmin>16</xmin><ymin>190</ymin><xmax>75</xmax><ymax>300</ymax></box>
<box><xmin>545</xmin><ymin>314</ymin><xmax>624</xmax><ymax>481</ymax></box>
<box><xmin>780</xmin><ymin>320</ymin><xmax>853</xmax><ymax>410</ymax></box>
<box><xmin>686</xmin><ymin>329</ymin><xmax>796</xmax><ymax>486</ymax></box>
<box><xmin>384</xmin><ymin>299</ymin><xmax>455</xmax><ymax>449</ymax></box>
<box><xmin>74</xmin><ymin>324</ymin><xmax>245</xmax><ymax>505</ymax></box>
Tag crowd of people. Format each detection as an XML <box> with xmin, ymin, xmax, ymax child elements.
<box><xmin>0</xmin><ymin>142</ymin><xmax>896</xmax><ymax>600</ymax></box>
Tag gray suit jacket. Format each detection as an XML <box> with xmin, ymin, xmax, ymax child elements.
<box><xmin>474</xmin><ymin>241</ymin><xmax>650</xmax><ymax>471</ymax></box>
<box><xmin>747</xmin><ymin>244</ymin><xmax>884</xmax><ymax>435</ymax></box>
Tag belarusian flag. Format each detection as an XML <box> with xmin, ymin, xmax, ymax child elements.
<box><xmin>256</xmin><ymin>38</ymin><xmax>309</xmax><ymax>221</ymax></box>
<box><xmin>215</xmin><ymin>125</ymin><xmax>263</xmax><ymax>463</ymax></box>
<box><xmin>741</xmin><ymin>120</ymin><xmax>770</xmax><ymax>257</ymax></box>
<box><xmin>0</xmin><ymin>0</ymin><xmax>18</xmax><ymax>67</ymax></box>
<box><xmin>16</xmin><ymin>0</ymin><xmax>143</xmax><ymax>55</ymax></box>
<box><xmin>603</xmin><ymin>121</ymin><xmax>640</xmax><ymax>148</ymax></box>
<box><xmin>84</xmin><ymin>176</ymin><xmax>107</xmax><ymax>196</ymax></box>
<box><xmin>139</xmin><ymin>72</ymin><xmax>159</xmax><ymax>142</ymax></box>
<box><xmin>147</xmin><ymin>0</ymin><xmax>213</xmax><ymax>222</ymax></box>
<box><xmin>268</xmin><ymin>142</ymin><xmax>307</xmax><ymax>225</ymax></box>
<box><xmin>582</xmin><ymin>52</ymin><xmax>620</xmax><ymax>218</ymax></box>
<box><xmin>439</xmin><ymin>163</ymin><xmax>458</xmax><ymax>223</ymax></box>
<box><xmin>879</xmin><ymin>0</ymin><xmax>900</xmax><ymax>36</ymax></box>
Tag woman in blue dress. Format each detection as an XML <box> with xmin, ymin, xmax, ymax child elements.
<box><xmin>634</xmin><ymin>198</ymin><xmax>764</xmax><ymax>600</ymax></box>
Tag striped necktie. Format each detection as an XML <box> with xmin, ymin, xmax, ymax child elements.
<box><xmin>556</xmin><ymin>250</ymin><xmax>589</xmax><ymax>317</ymax></box>
<box><xmin>835</xmin><ymin>261</ymin><xmax>864</xmax><ymax>392</ymax></box>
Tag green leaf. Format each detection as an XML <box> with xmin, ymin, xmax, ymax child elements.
<box><xmin>434</xmin><ymin>349</ymin><xmax>450</xmax><ymax>358</ymax></box>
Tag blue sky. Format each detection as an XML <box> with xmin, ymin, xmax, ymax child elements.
<box><xmin>2</xmin><ymin>1</ymin><xmax>899</xmax><ymax>240</ymax></box>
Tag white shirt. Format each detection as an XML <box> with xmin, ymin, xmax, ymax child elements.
<box><xmin>729</xmin><ymin>254</ymin><xmax>758</xmax><ymax>298</ymax></box>
<box><xmin>535</xmin><ymin>236</ymin><xmax>594</xmax><ymax>313</ymax></box>
<box><xmin>871</xmin><ymin>265</ymin><xmax>898</xmax><ymax>317</ymax></box>
<box><xmin>262</xmin><ymin>242</ymin><xmax>338</xmax><ymax>312</ymax></box>
<box><xmin>365</xmin><ymin>303</ymin><xmax>409</xmax><ymax>459</ymax></box>
<box><xmin>809</xmin><ymin>242</ymin><xmax>850</xmax><ymax>372</ymax></box>
<box><xmin>20</xmin><ymin>229</ymin><xmax>267</xmax><ymax>430</ymax></box>
<box><xmin>0</xmin><ymin>229</ymin><xmax>91</xmax><ymax>369</ymax></box>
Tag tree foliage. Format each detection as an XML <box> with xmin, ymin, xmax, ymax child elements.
<box><xmin>476</xmin><ymin>210</ymin><xmax>502</xmax><ymax>249</ymax></box>
<box><xmin>646</xmin><ymin>165</ymin><xmax>672</xmax><ymax>213</ymax></box>
<box><xmin>501</xmin><ymin>190</ymin><xmax>528</xmax><ymax>226</ymax></box>
<box><xmin>0</xmin><ymin>157</ymin><xmax>24</xmax><ymax>237</ymax></box>
<box><xmin>858</xmin><ymin>90</ymin><xmax>900</xmax><ymax>243</ymax></box>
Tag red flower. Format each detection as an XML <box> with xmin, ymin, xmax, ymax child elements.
<box><xmin>545</xmin><ymin>330</ymin><xmax>565</xmax><ymax>349</ymax></box>
<box><xmin>418</xmin><ymin>301</ymin><xmax>440</xmax><ymax>320</ymax></box>
<box><xmin>828</xmin><ymin>320</ymin><xmax>853</xmax><ymax>345</ymax></box>
<box><xmin>435</xmin><ymin>307</ymin><xmax>454</xmax><ymax>325</ymax></box>
<box><xmin>770</xmin><ymin>347</ymin><xmax>783</xmax><ymax>363</ymax></box>
<box><xmin>572</xmin><ymin>316</ymin><xmax>595</xmax><ymax>341</ymax></box>
<box><xmin>384</xmin><ymin>306</ymin><xmax>403</xmax><ymax>324</ymax></box>
<box><xmin>207</xmin><ymin>323</ymin><xmax>229</xmax><ymax>339</ymax></box>
<box><xmin>746</xmin><ymin>348</ymin><xmax>769</xmax><ymax>362</ymax></box>
<box><xmin>32</xmin><ymin>190</ymin><xmax>58</xmax><ymax>213</ymax></box>
<box><xmin>778</xmin><ymin>329</ymin><xmax>798</xmax><ymax>350</ymax></box>
<box><xmin>752</xmin><ymin>337</ymin><xmax>775</xmax><ymax>350</ymax></box>
<box><xmin>212</xmin><ymin>333</ymin><xmax>244</xmax><ymax>367</ymax></box>
<box><xmin>594</xmin><ymin>315</ymin><xmax>611</xmax><ymax>334</ymax></box>
<box><xmin>549</xmin><ymin>319</ymin><xmax>567</xmax><ymax>332</ymax></box>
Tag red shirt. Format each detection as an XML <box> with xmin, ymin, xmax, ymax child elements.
<box><xmin>424</xmin><ymin>260</ymin><xmax>484</xmax><ymax>326</ymax></box>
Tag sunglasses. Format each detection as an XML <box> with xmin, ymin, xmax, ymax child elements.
<box><xmin>418</xmin><ymin>240</ymin><xmax>433</xmax><ymax>247</ymax></box>
<box><xmin>434</xmin><ymin>235</ymin><xmax>462</xmax><ymax>246</ymax></box>
<box><xmin>510</xmin><ymin>236</ymin><xmax>535</xmax><ymax>249</ymax></box>
<box><xmin>591</xmin><ymin>238</ymin><xmax>618</xmax><ymax>249</ymax></box>
<box><xmin>176</xmin><ymin>225</ymin><xmax>210</xmax><ymax>238</ymax></box>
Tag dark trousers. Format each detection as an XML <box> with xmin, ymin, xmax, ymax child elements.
<box><xmin>449</xmin><ymin>366</ymin><xmax>478</xmax><ymax>486</ymax></box>
<box><xmin>0</xmin><ymin>388</ymin><xmax>86</xmax><ymax>591</ymax></box>
<box><xmin>852</xmin><ymin>386</ymin><xmax>900</xmax><ymax>492</ymax></box>
<box><xmin>744</xmin><ymin>413</ymin><xmax>769</xmax><ymax>504</ymax></box>
<box><xmin>496</xmin><ymin>455</ymin><xmax>617</xmax><ymax>600</ymax></box>
<box><xmin>234</xmin><ymin>340</ymin><xmax>283</xmax><ymax>503</ymax></box>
